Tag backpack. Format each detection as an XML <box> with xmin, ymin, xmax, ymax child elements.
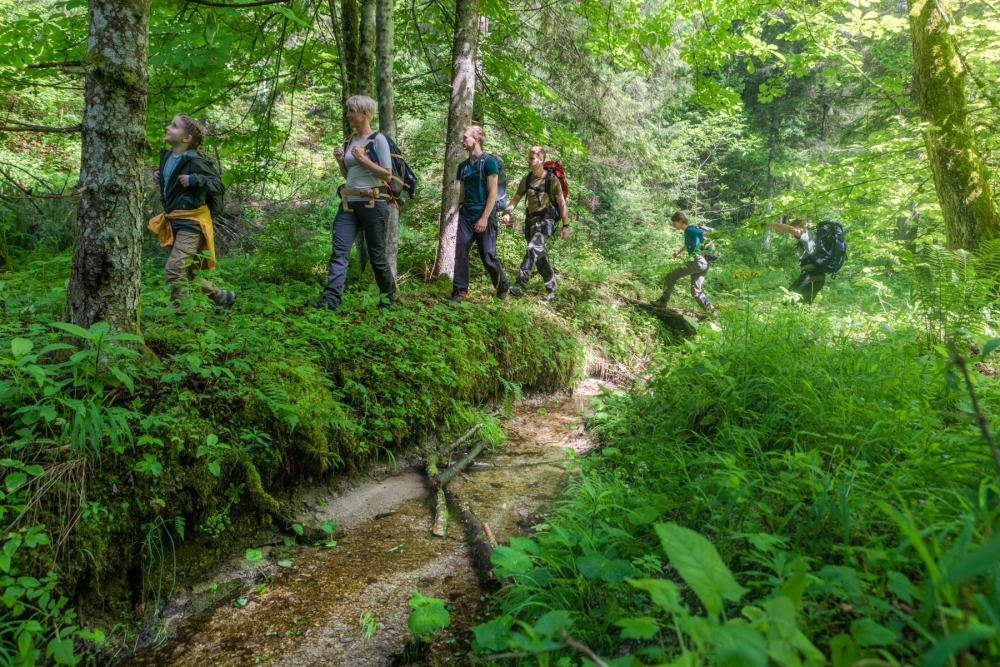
<box><xmin>202</xmin><ymin>158</ymin><xmax>225</xmax><ymax>219</ymax></box>
<box><xmin>473</xmin><ymin>153</ymin><xmax>507</xmax><ymax>213</ymax></box>
<box><xmin>804</xmin><ymin>221</ymin><xmax>847</xmax><ymax>275</ymax></box>
<box><xmin>351</xmin><ymin>132</ymin><xmax>419</xmax><ymax>204</ymax></box>
<box><xmin>695</xmin><ymin>225</ymin><xmax>721</xmax><ymax>262</ymax></box>
<box><xmin>542</xmin><ymin>161</ymin><xmax>569</xmax><ymax>200</ymax></box>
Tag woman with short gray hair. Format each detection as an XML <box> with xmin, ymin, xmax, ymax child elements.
<box><xmin>308</xmin><ymin>95</ymin><xmax>396</xmax><ymax>311</ymax></box>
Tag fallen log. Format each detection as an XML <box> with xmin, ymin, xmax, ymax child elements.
<box><xmin>623</xmin><ymin>297</ymin><xmax>703</xmax><ymax>336</ymax></box>
<box><xmin>444</xmin><ymin>487</ymin><xmax>501</xmax><ymax>589</ymax></box>
<box><xmin>429</xmin><ymin>439</ymin><xmax>488</xmax><ymax>536</ymax></box>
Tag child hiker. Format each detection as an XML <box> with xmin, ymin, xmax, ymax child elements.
<box><xmin>148</xmin><ymin>114</ymin><xmax>236</xmax><ymax>309</ymax></box>
<box><xmin>651</xmin><ymin>211</ymin><xmax>717</xmax><ymax>315</ymax></box>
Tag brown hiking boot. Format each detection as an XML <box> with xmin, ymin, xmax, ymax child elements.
<box><xmin>650</xmin><ymin>296</ymin><xmax>669</xmax><ymax>309</ymax></box>
<box><xmin>449</xmin><ymin>289</ymin><xmax>469</xmax><ymax>303</ymax></box>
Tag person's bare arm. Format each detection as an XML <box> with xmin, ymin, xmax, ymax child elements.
<box><xmin>556</xmin><ymin>191</ymin><xmax>569</xmax><ymax>239</ymax></box>
<box><xmin>477</xmin><ymin>174</ymin><xmax>498</xmax><ymax>233</ymax></box>
<box><xmin>764</xmin><ymin>222</ymin><xmax>803</xmax><ymax>237</ymax></box>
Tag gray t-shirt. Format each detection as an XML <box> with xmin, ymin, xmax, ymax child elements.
<box><xmin>344</xmin><ymin>133</ymin><xmax>392</xmax><ymax>202</ymax></box>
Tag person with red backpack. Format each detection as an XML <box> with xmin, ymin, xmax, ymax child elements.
<box><xmin>501</xmin><ymin>146</ymin><xmax>569</xmax><ymax>302</ymax></box>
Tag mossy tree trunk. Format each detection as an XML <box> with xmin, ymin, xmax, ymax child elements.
<box><xmin>908</xmin><ymin>0</ymin><xmax>1000</xmax><ymax>250</ymax></box>
<box><xmin>356</xmin><ymin>0</ymin><xmax>376</xmax><ymax>98</ymax></box>
<box><xmin>341</xmin><ymin>0</ymin><xmax>359</xmax><ymax>137</ymax></box>
<box><xmin>376</xmin><ymin>0</ymin><xmax>398</xmax><ymax>276</ymax></box>
<box><xmin>437</xmin><ymin>0</ymin><xmax>480</xmax><ymax>279</ymax></box>
<box><xmin>65</xmin><ymin>0</ymin><xmax>149</xmax><ymax>335</ymax></box>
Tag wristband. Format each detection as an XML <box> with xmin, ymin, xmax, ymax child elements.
<box><xmin>562</xmin><ymin>223</ymin><xmax>569</xmax><ymax>228</ymax></box>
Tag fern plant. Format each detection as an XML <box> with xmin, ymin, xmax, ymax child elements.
<box><xmin>912</xmin><ymin>240</ymin><xmax>1000</xmax><ymax>341</ymax></box>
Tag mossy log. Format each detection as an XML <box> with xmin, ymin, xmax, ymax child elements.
<box><xmin>625</xmin><ymin>298</ymin><xmax>702</xmax><ymax>336</ymax></box>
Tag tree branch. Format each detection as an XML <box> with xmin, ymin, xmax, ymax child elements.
<box><xmin>0</xmin><ymin>122</ymin><xmax>82</xmax><ymax>133</ymax></box>
<box><xmin>183</xmin><ymin>0</ymin><xmax>290</xmax><ymax>6</ymax></box>
<box><xmin>26</xmin><ymin>61</ymin><xmax>84</xmax><ymax>69</ymax></box>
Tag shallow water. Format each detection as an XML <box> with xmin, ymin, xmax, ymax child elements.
<box><xmin>122</xmin><ymin>381</ymin><xmax>600</xmax><ymax>667</ymax></box>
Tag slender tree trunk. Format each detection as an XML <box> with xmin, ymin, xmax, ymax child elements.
<box><xmin>65</xmin><ymin>0</ymin><xmax>150</xmax><ymax>335</ymax></box>
<box><xmin>764</xmin><ymin>104</ymin><xmax>780</xmax><ymax>248</ymax></box>
<box><xmin>908</xmin><ymin>0</ymin><xmax>1000</xmax><ymax>250</ymax></box>
<box><xmin>436</xmin><ymin>0</ymin><xmax>480</xmax><ymax>278</ymax></box>
<box><xmin>357</xmin><ymin>0</ymin><xmax>376</xmax><ymax>98</ymax></box>
<box><xmin>328</xmin><ymin>0</ymin><xmax>351</xmax><ymax>141</ymax></box>
<box><xmin>376</xmin><ymin>0</ymin><xmax>398</xmax><ymax>277</ymax></box>
<box><xmin>341</xmin><ymin>0</ymin><xmax>359</xmax><ymax>136</ymax></box>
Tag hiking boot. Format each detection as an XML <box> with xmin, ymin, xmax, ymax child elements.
<box><xmin>496</xmin><ymin>285</ymin><xmax>510</xmax><ymax>301</ymax></box>
<box><xmin>214</xmin><ymin>290</ymin><xmax>237</xmax><ymax>309</ymax></box>
<box><xmin>306</xmin><ymin>299</ymin><xmax>338</xmax><ymax>312</ymax></box>
<box><xmin>449</xmin><ymin>290</ymin><xmax>469</xmax><ymax>303</ymax></box>
<box><xmin>508</xmin><ymin>285</ymin><xmax>525</xmax><ymax>298</ymax></box>
<box><xmin>540</xmin><ymin>291</ymin><xmax>556</xmax><ymax>302</ymax></box>
<box><xmin>650</xmin><ymin>296</ymin><xmax>669</xmax><ymax>309</ymax></box>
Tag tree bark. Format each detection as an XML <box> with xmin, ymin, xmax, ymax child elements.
<box><xmin>376</xmin><ymin>0</ymin><xmax>398</xmax><ymax>276</ymax></box>
<box><xmin>65</xmin><ymin>0</ymin><xmax>150</xmax><ymax>335</ymax></box>
<box><xmin>908</xmin><ymin>0</ymin><xmax>1000</xmax><ymax>250</ymax></box>
<box><xmin>436</xmin><ymin>0</ymin><xmax>480</xmax><ymax>279</ymax></box>
<box><xmin>327</xmin><ymin>0</ymin><xmax>351</xmax><ymax>142</ymax></box>
<box><xmin>341</xmin><ymin>0</ymin><xmax>359</xmax><ymax>136</ymax></box>
<box><xmin>356</xmin><ymin>0</ymin><xmax>376</xmax><ymax>98</ymax></box>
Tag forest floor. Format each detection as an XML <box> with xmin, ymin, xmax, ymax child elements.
<box><xmin>118</xmin><ymin>380</ymin><xmax>602</xmax><ymax>666</ymax></box>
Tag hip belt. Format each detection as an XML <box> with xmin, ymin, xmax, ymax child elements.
<box><xmin>338</xmin><ymin>185</ymin><xmax>391</xmax><ymax>211</ymax></box>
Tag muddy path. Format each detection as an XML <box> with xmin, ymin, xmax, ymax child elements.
<box><xmin>121</xmin><ymin>380</ymin><xmax>601</xmax><ymax>667</ymax></box>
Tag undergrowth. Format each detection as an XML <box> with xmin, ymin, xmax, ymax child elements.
<box><xmin>473</xmin><ymin>290</ymin><xmax>1000</xmax><ymax>666</ymax></box>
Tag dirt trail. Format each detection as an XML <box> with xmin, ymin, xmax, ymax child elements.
<box><xmin>122</xmin><ymin>380</ymin><xmax>601</xmax><ymax>667</ymax></box>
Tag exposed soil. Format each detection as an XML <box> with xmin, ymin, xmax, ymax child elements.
<box><xmin>119</xmin><ymin>380</ymin><xmax>601</xmax><ymax>666</ymax></box>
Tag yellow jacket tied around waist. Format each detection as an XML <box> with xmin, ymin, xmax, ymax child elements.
<box><xmin>147</xmin><ymin>206</ymin><xmax>216</xmax><ymax>270</ymax></box>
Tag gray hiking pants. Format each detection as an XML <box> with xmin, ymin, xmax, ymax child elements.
<box><xmin>515</xmin><ymin>219</ymin><xmax>557</xmax><ymax>293</ymax></box>
<box><xmin>661</xmin><ymin>255</ymin><xmax>716</xmax><ymax>313</ymax></box>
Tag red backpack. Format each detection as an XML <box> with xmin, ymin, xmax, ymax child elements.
<box><xmin>543</xmin><ymin>161</ymin><xmax>569</xmax><ymax>199</ymax></box>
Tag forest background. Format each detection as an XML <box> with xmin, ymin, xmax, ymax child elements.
<box><xmin>2</xmin><ymin>0</ymin><xmax>1000</xmax><ymax>663</ymax></box>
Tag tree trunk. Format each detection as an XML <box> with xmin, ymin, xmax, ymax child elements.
<box><xmin>341</xmin><ymin>0</ymin><xmax>359</xmax><ymax>136</ymax></box>
<box><xmin>763</xmin><ymin>104</ymin><xmax>780</xmax><ymax>248</ymax></box>
<box><xmin>376</xmin><ymin>0</ymin><xmax>398</xmax><ymax>277</ymax></box>
<box><xmin>356</xmin><ymin>0</ymin><xmax>376</xmax><ymax>98</ymax></box>
<box><xmin>436</xmin><ymin>0</ymin><xmax>480</xmax><ymax>279</ymax></box>
<box><xmin>328</xmin><ymin>0</ymin><xmax>351</xmax><ymax>141</ymax></box>
<box><xmin>65</xmin><ymin>0</ymin><xmax>150</xmax><ymax>335</ymax></box>
<box><xmin>908</xmin><ymin>0</ymin><xmax>1000</xmax><ymax>250</ymax></box>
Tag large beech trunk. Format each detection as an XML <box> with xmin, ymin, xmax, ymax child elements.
<box><xmin>376</xmin><ymin>0</ymin><xmax>398</xmax><ymax>276</ymax></box>
<box><xmin>908</xmin><ymin>0</ymin><xmax>1000</xmax><ymax>250</ymax></box>
<box><xmin>436</xmin><ymin>0</ymin><xmax>480</xmax><ymax>278</ymax></box>
<box><xmin>65</xmin><ymin>0</ymin><xmax>150</xmax><ymax>335</ymax></box>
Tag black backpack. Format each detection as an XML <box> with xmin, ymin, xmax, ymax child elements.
<box><xmin>804</xmin><ymin>221</ymin><xmax>847</xmax><ymax>275</ymax></box>
<box><xmin>695</xmin><ymin>225</ymin><xmax>721</xmax><ymax>262</ymax></box>
<box><xmin>354</xmin><ymin>132</ymin><xmax>419</xmax><ymax>204</ymax></box>
<box><xmin>472</xmin><ymin>153</ymin><xmax>507</xmax><ymax>214</ymax></box>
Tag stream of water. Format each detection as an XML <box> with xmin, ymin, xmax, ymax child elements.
<box><xmin>120</xmin><ymin>380</ymin><xmax>601</xmax><ymax>666</ymax></box>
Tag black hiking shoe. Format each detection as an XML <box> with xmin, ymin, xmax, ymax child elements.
<box><xmin>496</xmin><ymin>285</ymin><xmax>510</xmax><ymax>301</ymax></box>
<box><xmin>650</xmin><ymin>297</ymin><xmax>669</xmax><ymax>309</ymax></box>
<box><xmin>540</xmin><ymin>291</ymin><xmax>555</xmax><ymax>302</ymax></box>
<box><xmin>449</xmin><ymin>290</ymin><xmax>469</xmax><ymax>303</ymax></box>
<box><xmin>306</xmin><ymin>299</ymin><xmax>338</xmax><ymax>312</ymax></box>
<box><xmin>508</xmin><ymin>285</ymin><xmax>525</xmax><ymax>298</ymax></box>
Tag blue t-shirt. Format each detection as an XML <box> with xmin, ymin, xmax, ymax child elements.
<box><xmin>684</xmin><ymin>226</ymin><xmax>705</xmax><ymax>254</ymax></box>
<box><xmin>457</xmin><ymin>154</ymin><xmax>498</xmax><ymax>217</ymax></box>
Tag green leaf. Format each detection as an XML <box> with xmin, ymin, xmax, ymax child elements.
<box><xmin>277</xmin><ymin>559</ymin><xmax>292</xmax><ymax>568</ymax></box>
<box><xmin>654</xmin><ymin>522</ymin><xmax>747</xmax><ymax>616</ymax></box>
<box><xmin>472</xmin><ymin>617</ymin><xmax>511</xmax><ymax>652</ymax></box>
<box><xmin>50</xmin><ymin>322</ymin><xmax>92</xmax><ymax>340</ymax></box>
<box><xmin>205</xmin><ymin>11</ymin><xmax>218</xmax><ymax>45</ymax></box>
<box><xmin>291</xmin><ymin>523</ymin><xmax>304</xmax><ymax>536</ymax></box>
<box><xmin>943</xmin><ymin>531</ymin><xmax>1000</xmax><ymax>584</ymax></box>
<box><xmin>627</xmin><ymin>506</ymin><xmax>660</xmax><ymax>525</ymax></box>
<box><xmin>319</xmin><ymin>519</ymin><xmax>337</xmax><ymax>534</ymax></box>
<box><xmin>5</xmin><ymin>472</ymin><xmax>27</xmax><ymax>492</ymax></box>
<box><xmin>110</xmin><ymin>366</ymin><xmax>135</xmax><ymax>394</ymax></box>
<box><xmin>779</xmin><ymin>557</ymin><xmax>808</xmax><ymax>606</ymax></box>
<box><xmin>10</xmin><ymin>338</ymin><xmax>33</xmax><ymax>357</ymax></box>
<box><xmin>88</xmin><ymin>321</ymin><xmax>109</xmax><ymax>338</ymax></box>
<box><xmin>245</xmin><ymin>548</ymin><xmax>263</xmax><ymax>563</ymax></box>
<box><xmin>407</xmin><ymin>590</ymin><xmax>450</xmax><ymax>636</ymax></box>
<box><xmin>269</xmin><ymin>4</ymin><xmax>310</xmax><ymax>27</ymax></box>
<box><xmin>920</xmin><ymin>627</ymin><xmax>996</xmax><ymax>667</ymax></box>
<box><xmin>981</xmin><ymin>337</ymin><xmax>1000</xmax><ymax>358</ymax></box>
<box><xmin>615</xmin><ymin>617</ymin><xmax>659</xmax><ymax>640</ymax></box>
<box><xmin>46</xmin><ymin>637</ymin><xmax>80</xmax><ymax>666</ymax></box>
<box><xmin>576</xmin><ymin>553</ymin><xmax>634</xmax><ymax>582</ymax></box>
<box><xmin>850</xmin><ymin>618</ymin><xmax>899</xmax><ymax>647</ymax></box>
<box><xmin>490</xmin><ymin>545</ymin><xmax>533</xmax><ymax>576</ymax></box>
<box><xmin>533</xmin><ymin>610</ymin><xmax>574</xmax><ymax>637</ymax></box>
<box><xmin>208</xmin><ymin>461</ymin><xmax>221</xmax><ymax>477</ymax></box>
<box><xmin>626</xmin><ymin>578</ymin><xmax>684</xmax><ymax>613</ymax></box>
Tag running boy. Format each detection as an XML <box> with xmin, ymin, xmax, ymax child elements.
<box><xmin>450</xmin><ymin>125</ymin><xmax>509</xmax><ymax>302</ymax></box>
<box><xmin>501</xmin><ymin>146</ymin><xmax>568</xmax><ymax>302</ymax></box>
<box><xmin>651</xmin><ymin>211</ymin><xmax>717</xmax><ymax>315</ymax></box>
<box><xmin>148</xmin><ymin>114</ymin><xmax>236</xmax><ymax>308</ymax></box>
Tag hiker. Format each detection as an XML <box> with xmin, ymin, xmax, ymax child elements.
<box><xmin>651</xmin><ymin>211</ymin><xmax>717</xmax><ymax>315</ymax></box>
<box><xmin>308</xmin><ymin>95</ymin><xmax>396</xmax><ymax>311</ymax></box>
<box><xmin>501</xmin><ymin>146</ymin><xmax>569</xmax><ymax>302</ymax></box>
<box><xmin>764</xmin><ymin>218</ymin><xmax>847</xmax><ymax>304</ymax></box>
<box><xmin>149</xmin><ymin>114</ymin><xmax>236</xmax><ymax>309</ymax></box>
<box><xmin>449</xmin><ymin>125</ymin><xmax>510</xmax><ymax>302</ymax></box>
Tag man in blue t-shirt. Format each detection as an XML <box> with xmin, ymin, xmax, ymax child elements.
<box><xmin>449</xmin><ymin>125</ymin><xmax>509</xmax><ymax>302</ymax></box>
<box><xmin>651</xmin><ymin>211</ymin><xmax>717</xmax><ymax>315</ymax></box>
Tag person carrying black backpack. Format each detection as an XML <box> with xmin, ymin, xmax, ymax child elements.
<box><xmin>764</xmin><ymin>218</ymin><xmax>847</xmax><ymax>304</ymax></box>
<box><xmin>501</xmin><ymin>146</ymin><xmax>569</xmax><ymax>302</ymax></box>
